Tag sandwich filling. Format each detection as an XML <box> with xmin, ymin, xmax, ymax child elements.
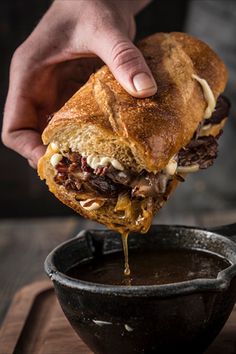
<box><xmin>50</xmin><ymin>94</ymin><xmax>229</xmax><ymax>230</ymax></box>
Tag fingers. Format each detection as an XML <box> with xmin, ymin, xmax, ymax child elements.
<box><xmin>2</xmin><ymin>129</ymin><xmax>46</xmax><ymax>168</ymax></box>
<box><xmin>2</xmin><ymin>96</ymin><xmax>46</xmax><ymax>168</ymax></box>
<box><xmin>92</xmin><ymin>30</ymin><xmax>157</xmax><ymax>98</ymax></box>
<box><xmin>2</xmin><ymin>71</ymin><xmax>46</xmax><ymax>168</ymax></box>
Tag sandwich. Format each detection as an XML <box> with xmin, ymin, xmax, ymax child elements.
<box><xmin>38</xmin><ymin>32</ymin><xmax>230</xmax><ymax>234</ymax></box>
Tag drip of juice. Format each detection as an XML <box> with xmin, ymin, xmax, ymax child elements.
<box><xmin>121</xmin><ymin>231</ymin><xmax>130</xmax><ymax>276</ymax></box>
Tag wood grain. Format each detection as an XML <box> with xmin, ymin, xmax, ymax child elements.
<box><xmin>0</xmin><ymin>281</ymin><xmax>90</xmax><ymax>354</ymax></box>
<box><xmin>0</xmin><ymin>216</ymin><xmax>111</xmax><ymax>326</ymax></box>
<box><xmin>0</xmin><ymin>217</ymin><xmax>80</xmax><ymax>324</ymax></box>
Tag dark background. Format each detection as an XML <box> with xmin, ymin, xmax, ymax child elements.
<box><xmin>1</xmin><ymin>0</ymin><xmax>235</xmax><ymax>218</ymax></box>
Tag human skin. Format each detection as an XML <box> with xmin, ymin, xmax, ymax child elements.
<box><xmin>1</xmin><ymin>0</ymin><xmax>157</xmax><ymax>168</ymax></box>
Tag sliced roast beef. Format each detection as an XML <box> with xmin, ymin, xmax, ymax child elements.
<box><xmin>54</xmin><ymin>154</ymin><xmax>171</xmax><ymax>199</ymax></box>
<box><xmin>194</xmin><ymin>95</ymin><xmax>230</xmax><ymax>139</ymax></box>
<box><xmin>204</xmin><ymin>95</ymin><xmax>230</xmax><ymax>125</ymax></box>
<box><xmin>53</xmin><ymin>115</ymin><xmax>224</xmax><ymax>202</ymax></box>
<box><xmin>56</xmin><ymin>158</ymin><xmax>71</xmax><ymax>173</ymax></box>
<box><xmin>54</xmin><ymin>156</ymin><xmax>124</xmax><ymax>197</ymax></box>
<box><xmin>178</xmin><ymin>135</ymin><xmax>218</xmax><ymax>169</ymax></box>
<box><xmin>131</xmin><ymin>172</ymin><xmax>170</xmax><ymax>198</ymax></box>
<box><xmin>106</xmin><ymin>166</ymin><xmax>133</xmax><ymax>186</ymax></box>
<box><xmin>54</xmin><ymin>134</ymin><xmax>217</xmax><ymax>199</ymax></box>
<box><xmin>86</xmin><ymin>175</ymin><xmax>123</xmax><ymax>197</ymax></box>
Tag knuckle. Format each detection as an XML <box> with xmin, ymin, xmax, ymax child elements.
<box><xmin>12</xmin><ymin>44</ymin><xmax>25</xmax><ymax>62</ymax></box>
<box><xmin>11</xmin><ymin>40</ymin><xmax>39</xmax><ymax>70</ymax></box>
<box><xmin>1</xmin><ymin>130</ymin><xmax>10</xmax><ymax>148</ymax></box>
<box><xmin>11</xmin><ymin>44</ymin><xmax>28</xmax><ymax>70</ymax></box>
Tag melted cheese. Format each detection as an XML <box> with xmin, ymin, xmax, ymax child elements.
<box><xmin>50</xmin><ymin>153</ymin><xmax>62</xmax><ymax>167</ymax></box>
<box><xmin>192</xmin><ymin>74</ymin><xmax>216</xmax><ymax>119</ymax></box>
<box><xmin>177</xmin><ymin>164</ymin><xmax>199</xmax><ymax>173</ymax></box>
<box><xmin>118</xmin><ymin>172</ymin><xmax>127</xmax><ymax>178</ymax></box>
<box><xmin>199</xmin><ymin>123</ymin><xmax>212</xmax><ymax>136</ymax></box>
<box><xmin>80</xmin><ymin>199</ymin><xmax>101</xmax><ymax>211</ymax></box>
<box><xmin>86</xmin><ymin>154</ymin><xmax>124</xmax><ymax>171</ymax></box>
<box><xmin>165</xmin><ymin>158</ymin><xmax>178</xmax><ymax>175</ymax></box>
<box><xmin>50</xmin><ymin>142</ymin><xmax>59</xmax><ymax>152</ymax></box>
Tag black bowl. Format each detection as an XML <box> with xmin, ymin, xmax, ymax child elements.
<box><xmin>45</xmin><ymin>224</ymin><xmax>236</xmax><ymax>354</ymax></box>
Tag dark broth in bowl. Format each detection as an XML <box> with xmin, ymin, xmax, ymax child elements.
<box><xmin>66</xmin><ymin>248</ymin><xmax>231</xmax><ymax>286</ymax></box>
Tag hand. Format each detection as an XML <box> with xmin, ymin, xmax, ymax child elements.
<box><xmin>2</xmin><ymin>0</ymin><xmax>156</xmax><ymax>168</ymax></box>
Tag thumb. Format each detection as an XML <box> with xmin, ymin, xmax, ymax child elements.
<box><xmin>93</xmin><ymin>31</ymin><xmax>157</xmax><ymax>98</ymax></box>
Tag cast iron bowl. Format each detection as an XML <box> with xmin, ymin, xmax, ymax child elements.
<box><xmin>45</xmin><ymin>224</ymin><xmax>236</xmax><ymax>354</ymax></box>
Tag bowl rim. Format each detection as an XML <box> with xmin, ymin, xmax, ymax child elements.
<box><xmin>45</xmin><ymin>224</ymin><xmax>236</xmax><ymax>297</ymax></box>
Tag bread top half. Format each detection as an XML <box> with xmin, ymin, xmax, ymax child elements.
<box><xmin>42</xmin><ymin>32</ymin><xmax>228</xmax><ymax>173</ymax></box>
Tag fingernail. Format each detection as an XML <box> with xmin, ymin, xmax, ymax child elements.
<box><xmin>133</xmin><ymin>72</ymin><xmax>157</xmax><ymax>95</ymax></box>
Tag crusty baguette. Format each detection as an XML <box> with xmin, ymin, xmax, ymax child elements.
<box><xmin>41</xmin><ymin>32</ymin><xmax>227</xmax><ymax>173</ymax></box>
<box><xmin>38</xmin><ymin>32</ymin><xmax>228</xmax><ymax>233</ymax></box>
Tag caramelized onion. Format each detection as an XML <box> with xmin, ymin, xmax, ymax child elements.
<box><xmin>115</xmin><ymin>193</ymin><xmax>153</xmax><ymax>233</ymax></box>
<box><xmin>136</xmin><ymin>197</ymin><xmax>153</xmax><ymax>233</ymax></box>
<box><xmin>115</xmin><ymin>193</ymin><xmax>134</xmax><ymax>221</ymax></box>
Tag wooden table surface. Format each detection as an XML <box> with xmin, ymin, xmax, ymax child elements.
<box><xmin>1</xmin><ymin>211</ymin><xmax>236</xmax><ymax>326</ymax></box>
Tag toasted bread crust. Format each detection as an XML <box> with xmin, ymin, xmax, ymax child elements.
<box><xmin>42</xmin><ymin>32</ymin><xmax>227</xmax><ymax>172</ymax></box>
